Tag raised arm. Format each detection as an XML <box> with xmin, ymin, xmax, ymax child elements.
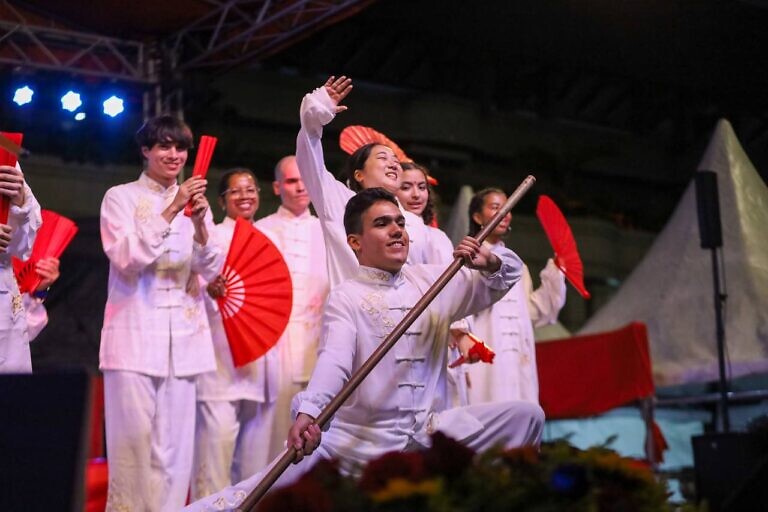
<box><xmin>527</xmin><ymin>258</ymin><xmax>567</xmax><ymax>327</ymax></box>
<box><xmin>100</xmin><ymin>188</ymin><xmax>173</xmax><ymax>275</ymax></box>
<box><xmin>296</xmin><ymin>76</ymin><xmax>355</xmax><ymax>220</ymax></box>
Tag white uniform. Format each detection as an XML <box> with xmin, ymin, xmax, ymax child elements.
<box><xmin>23</xmin><ymin>295</ymin><xmax>48</xmax><ymax>342</ymax></box>
<box><xmin>466</xmin><ymin>244</ymin><xmax>566</xmax><ymax>405</ymax></box>
<box><xmin>254</xmin><ymin>208</ymin><xmax>329</xmax><ymax>458</ymax></box>
<box><xmin>0</xmin><ymin>181</ymin><xmax>41</xmax><ymax>374</ymax></box>
<box><xmin>296</xmin><ymin>86</ymin><xmax>434</xmax><ymax>288</ymax></box>
<box><xmin>99</xmin><ymin>172</ymin><xmax>222</xmax><ymax>512</ymax></box>
<box><xmin>183</xmin><ymin>246</ymin><xmax>545</xmax><ymax>511</ymax></box>
<box><xmin>191</xmin><ymin>217</ymin><xmax>272</xmax><ymax>499</ymax></box>
<box><xmin>424</xmin><ymin>225</ymin><xmax>472</xmax><ymax>407</ymax></box>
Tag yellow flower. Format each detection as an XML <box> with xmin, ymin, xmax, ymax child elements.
<box><xmin>370</xmin><ymin>477</ymin><xmax>442</xmax><ymax>503</ymax></box>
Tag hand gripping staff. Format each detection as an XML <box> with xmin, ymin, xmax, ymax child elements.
<box><xmin>238</xmin><ymin>175</ymin><xmax>537</xmax><ymax>512</ymax></box>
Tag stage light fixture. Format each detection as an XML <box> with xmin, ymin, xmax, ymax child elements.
<box><xmin>103</xmin><ymin>95</ymin><xmax>125</xmax><ymax>117</ymax></box>
<box><xmin>61</xmin><ymin>91</ymin><xmax>82</xmax><ymax>112</ymax></box>
<box><xmin>74</xmin><ymin>112</ymin><xmax>86</xmax><ymax>121</ymax></box>
<box><xmin>13</xmin><ymin>85</ymin><xmax>35</xmax><ymax>106</ymax></box>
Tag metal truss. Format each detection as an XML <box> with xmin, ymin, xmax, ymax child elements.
<box><xmin>0</xmin><ymin>0</ymin><xmax>375</xmax><ymax>117</ymax></box>
<box><xmin>0</xmin><ymin>1</ymin><xmax>150</xmax><ymax>83</ymax></box>
<box><xmin>166</xmin><ymin>0</ymin><xmax>375</xmax><ymax>70</ymax></box>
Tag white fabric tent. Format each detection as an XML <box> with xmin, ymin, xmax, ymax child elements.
<box><xmin>579</xmin><ymin>119</ymin><xmax>768</xmax><ymax>386</ymax></box>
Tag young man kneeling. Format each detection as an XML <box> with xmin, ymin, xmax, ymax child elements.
<box><xmin>186</xmin><ymin>188</ymin><xmax>544</xmax><ymax>510</ymax></box>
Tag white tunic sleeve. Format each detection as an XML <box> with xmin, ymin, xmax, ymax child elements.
<box><xmin>296</xmin><ymin>87</ymin><xmax>353</xmax><ymax>221</ymax></box>
<box><xmin>23</xmin><ymin>295</ymin><xmax>48</xmax><ymax>342</ymax></box>
<box><xmin>190</xmin><ymin>211</ymin><xmax>224</xmax><ymax>283</ymax></box>
<box><xmin>424</xmin><ymin>226</ymin><xmax>456</xmax><ymax>265</ymax></box>
<box><xmin>292</xmin><ymin>290</ymin><xmax>357</xmax><ymax>422</ymax></box>
<box><xmin>100</xmin><ymin>186</ymin><xmax>174</xmax><ymax>275</ymax></box>
<box><xmin>433</xmin><ymin>244</ymin><xmax>524</xmax><ymax>322</ymax></box>
<box><xmin>7</xmin><ymin>181</ymin><xmax>42</xmax><ymax>259</ymax></box>
<box><xmin>526</xmin><ymin>258</ymin><xmax>567</xmax><ymax>327</ymax></box>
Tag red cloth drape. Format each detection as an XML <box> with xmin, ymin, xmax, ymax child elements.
<box><xmin>536</xmin><ymin>322</ymin><xmax>655</xmax><ymax>419</ymax></box>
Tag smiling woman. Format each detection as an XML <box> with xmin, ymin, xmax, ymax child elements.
<box><xmin>217</xmin><ymin>168</ymin><xmax>260</xmax><ymax>222</ymax></box>
<box><xmin>341</xmin><ymin>143</ymin><xmax>402</xmax><ymax>193</ymax></box>
<box><xmin>294</xmin><ymin>75</ymin><xmax>436</xmax><ymax>287</ymax></box>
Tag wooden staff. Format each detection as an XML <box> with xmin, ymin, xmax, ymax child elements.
<box><xmin>238</xmin><ymin>175</ymin><xmax>536</xmax><ymax>512</ymax></box>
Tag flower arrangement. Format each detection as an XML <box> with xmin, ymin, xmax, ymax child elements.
<box><xmin>257</xmin><ymin>433</ymin><xmax>690</xmax><ymax>512</ymax></box>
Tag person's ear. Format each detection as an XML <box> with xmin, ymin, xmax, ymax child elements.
<box><xmin>471</xmin><ymin>211</ymin><xmax>484</xmax><ymax>227</ymax></box>
<box><xmin>218</xmin><ymin>196</ymin><xmax>226</xmax><ymax>212</ymax></box>
<box><xmin>141</xmin><ymin>146</ymin><xmax>150</xmax><ymax>159</ymax></box>
<box><xmin>353</xmin><ymin>169</ymin><xmax>365</xmax><ymax>187</ymax></box>
<box><xmin>347</xmin><ymin>233</ymin><xmax>361</xmax><ymax>253</ymax></box>
<box><xmin>272</xmin><ymin>181</ymin><xmax>280</xmax><ymax>197</ymax></box>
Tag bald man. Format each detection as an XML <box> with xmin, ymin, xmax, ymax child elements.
<box><xmin>253</xmin><ymin>155</ymin><xmax>329</xmax><ymax>465</ymax></box>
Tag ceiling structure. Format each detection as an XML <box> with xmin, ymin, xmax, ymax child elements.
<box><xmin>1</xmin><ymin>0</ymin><xmax>767</xmax><ymax>230</ymax></box>
<box><xmin>1</xmin><ymin>0</ymin><xmax>375</xmax><ymax>111</ymax></box>
<box><xmin>260</xmin><ymin>0</ymin><xmax>768</xmax><ymax>165</ymax></box>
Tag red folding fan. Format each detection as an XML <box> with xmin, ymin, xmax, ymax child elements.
<box><xmin>0</xmin><ymin>132</ymin><xmax>23</xmax><ymax>224</ymax></box>
<box><xmin>13</xmin><ymin>209</ymin><xmax>79</xmax><ymax>294</ymax></box>
<box><xmin>339</xmin><ymin>125</ymin><xmax>441</xmax><ymax>186</ymax></box>
<box><xmin>184</xmin><ymin>135</ymin><xmax>217</xmax><ymax>217</ymax></box>
<box><xmin>217</xmin><ymin>217</ymin><xmax>293</xmax><ymax>367</ymax></box>
<box><xmin>535</xmin><ymin>195</ymin><xmax>590</xmax><ymax>299</ymax></box>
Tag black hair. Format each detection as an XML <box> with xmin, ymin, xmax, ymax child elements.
<box><xmin>135</xmin><ymin>115</ymin><xmax>193</xmax><ymax>154</ymax></box>
<box><xmin>340</xmin><ymin>143</ymin><xmax>380</xmax><ymax>192</ymax></box>
<box><xmin>468</xmin><ymin>187</ymin><xmax>506</xmax><ymax>236</ymax></box>
<box><xmin>401</xmin><ymin>161</ymin><xmax>437</xmax><ymax>225</ymax></box>
<box><xmin>344</xmin><ymin>187</ymin><xmax>398</xmax><ymax>236</ymax></box>
<box><xmin>218</xmin><ymin>168</ymin><xmax>259</xmax><ymax>197</ymax></box>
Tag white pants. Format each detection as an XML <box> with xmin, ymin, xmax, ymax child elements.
<box><xmin>190</xmin><ymin>399</ymin><xmax>275</xmax><ymax>500</ymax></box>
<box><xmin>183</xmin><ymin>400</ymin><xmax>544</xmax><ymax>511</ymax></box>
<box><xmin>104</xmin><ymin>369</ymin><xmax>196</xmax><ymax>512</ymax></box>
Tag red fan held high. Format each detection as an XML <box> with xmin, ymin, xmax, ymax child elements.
<box><xmin>0</xmin><ymin>132</ymin><xmax>23</xmax><ymax>223</ymax></box>
<box><xmin>535</xmin><ymin>195</ymin><xmax>590</xmax><ymax>299</ymax></box>
<box><xmin>339</xmin><ymin>125</ymin><xmax>438</xmax><ymax>186</ymax></box>
<box><xmin>217</xmin><ymin>217</ymin><xmax>293</xmax><ymax>367</ymax></box>
<box><xmin>184</xmin><ymin>135</ymin><xmax>217</xmax><ymax>217</ymax></box>
<box><xmin>13</xmin><ymin>209</ymin><xmax>79</xmax><ymax>294</ymax></box>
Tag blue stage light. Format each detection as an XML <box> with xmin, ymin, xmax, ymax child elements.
<box><xmin>13</xmin><ymin>85</ymin><xmax>34</xmax><ymax>106</ymax></box>
<box><xmin>61</xmin><ymin>91</ymin><xmax>82</xmax><ymax>112</ymax></box>
<box><xmin>74</xmin><ymin>112</ymin><xmax>86</xmax><ymax>121</ymax></box>
<box><xmin>103</xmin><ymin>95</ymin><xmax>125</xmax><ymax>117</ymax></box>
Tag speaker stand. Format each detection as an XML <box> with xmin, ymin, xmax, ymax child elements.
<box><xmin>710</xmin><ymin>247</ymin><xmax>729</xmax><ymax>432</ymax></box>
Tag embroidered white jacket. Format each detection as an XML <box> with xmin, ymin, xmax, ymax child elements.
<box><xmin>0</xmin><ymin>179</ymin><xmax>42</xmax><ymax>373</ymax></box>
<box><xmin>292</xmin><ymin>244</ymin><xmax>522</xmax><ymax>454</ymax></box>
<box><xmin>467</xmin><ymin>242</ymin><xmax>566</xmax><ymax>404</ymax></box>
<box><xmin>99</xmin><ymin>172</ymin><xmax>222</xmax><ymax>378</ymax></box>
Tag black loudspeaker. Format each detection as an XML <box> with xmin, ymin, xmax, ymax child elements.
<box><xmin>692</xmin><ymin>432</ymin><xmax>768</xmax><ymax>511</ymax></box>
<box><xmin>695</xmin><ymin>170</ymin><xmax>723</xmax><ymax>249</ymax></box>
<box><xmin>0</xmin><ymin>371</ymin><xmax>91</xmax><ymax>511</ymax></box>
